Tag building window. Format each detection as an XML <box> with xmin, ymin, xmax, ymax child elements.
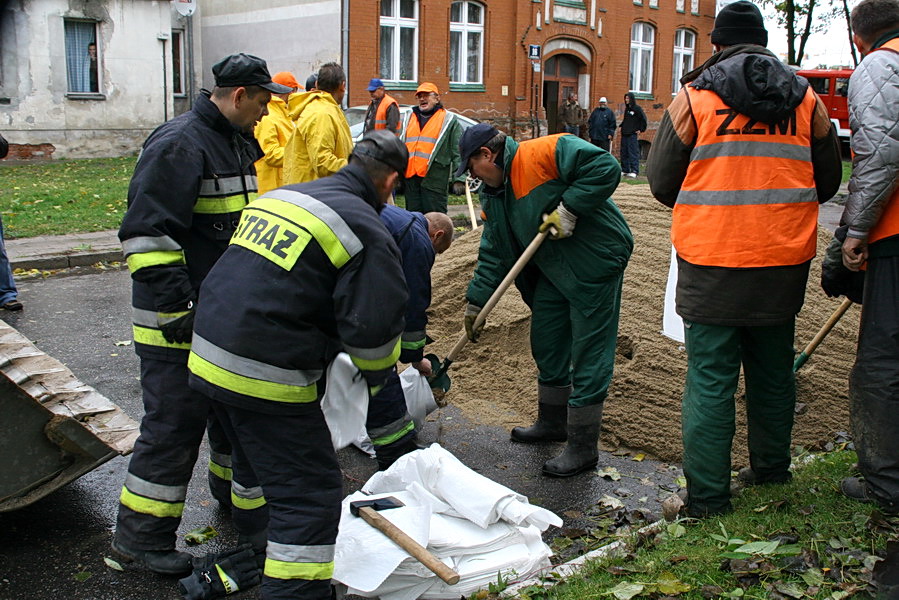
<box><xmin>690</xmin><ymin>0</ymin><xmax>699</xmax><ymax>14</ymax></box>
<box><xmin>649</xmin><ymin>0</ymin><xmax>658</xmax><ymax>7</ymax></box>
<box><xmin>672</xmin><ymin>28</ymin><xmax>695</xmax><ymax>94</ymax></box>
<box><xmin>449</xmin><ymin>1</ymin><xmax>484</xmax><ymax>84</ymax></box>
<box><xmin>64</xmin><ymin>19</ymin><xmax>99</xmax><ymax>94</ymax></box>
<box><xmin>629</xmin><ymin>22</ymin><xmax>654</xmax><ymax>94</ymax></box>
<box><xmin>380</xmin><ymin>0</ymin><xmax>418</xmax><ymax>82</ymax></box>
<box><xmin>172</xmin><ymin>29</ymin><xmax>186</xmax><ymax>96</ymax></box>
<box><xmin>677</xmin><ymin>0</ymin><xmax>685</xmax><ymax>11</ymax></box>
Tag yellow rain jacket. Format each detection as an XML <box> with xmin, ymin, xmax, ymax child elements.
<box><xmin>283</xmin><ymin>91</ymin><xmax>353</xmax><ymax>185</ymax></box>
<box><xmin>253</xmin><ymin>95</ymin><xmax>294</xmax><ymax>195</ymax></box>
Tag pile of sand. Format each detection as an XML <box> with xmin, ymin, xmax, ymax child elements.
<box><xmin>427</xmin><ymin>185</ymin><xmax>857</xmax><ymax>464</ymax></box>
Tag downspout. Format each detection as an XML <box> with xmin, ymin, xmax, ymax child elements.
<box><xmin>159</xmin><ymin>37</ymin><xmax>169</xmax><ymax>121</ymax></box>
<box><xmin>341</xmin><ymin>0</ymin><xmax>349</xmax><ymax>108</ymax></box>
<box><xmin>187</xmin><ymin>14</ymin><xmax>195</xmax><ymax>107</ymax></box>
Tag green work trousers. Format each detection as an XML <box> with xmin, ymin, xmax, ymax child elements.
<box><xmin>530</xmin><ymin>272</ymin><xmax>623</xmax><ymax>408</ymax></box>
<box><xmin>404</xmin><ymin>176</ymin><xmax>448</xmax><ymax>214</ymax></box>
<box><xmin>681</xmin><ymin>320</ymin><xmax>796</xmax><ymax>515</ymax></box>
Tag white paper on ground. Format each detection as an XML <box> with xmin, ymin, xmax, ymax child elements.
<box><xmin>662</xmin><ymin>245</ymin><xmax>685</xmax><ymax>343</ymax></box>
<box><xmin>320</xmin><ymin>353</ymin><xmax>369</xmax><ymax>450</ymax></box>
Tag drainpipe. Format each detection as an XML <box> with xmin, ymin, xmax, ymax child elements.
<box><xmin>341</xmin><ymin>0</ymin><xmax>349</xmax><ymax>108</ymax></box>
<box><xmin>158</xmin><ymin>32</ymin><xmax>169</xmax><ymax>121</ymax></box>
<box><xmin>187</xmin><ymin>15</ymin><xmax>195</xmax><ymax>107</ymax></box>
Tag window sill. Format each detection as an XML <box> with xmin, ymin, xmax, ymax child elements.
<box><xmin>629</xmin><ymin>92</ymin><xmax>654</xmax><ymax>100</ymax></box>
<box><xmin>554</xmin><ymin>0</ymin><xmax>586</xmax><ymax>7</ymax></box>
<box><xmin>554</xmin><ymin>17</ymin><xmax>588</xmax><ymax>24</ymax></box>
<box><xmin>66</xmin><ymin>93</ymin><xmax>106</xmax><ymax>101</ymax></box>
<box><xmin>449</xmin><ymin>83</ymin><xmax>485</xmax><ymax>92</ymax></box>
<box><xmin>383</xmin><ymin>81</ymin><xmax>420</xmax><ymax>91</ymax></box>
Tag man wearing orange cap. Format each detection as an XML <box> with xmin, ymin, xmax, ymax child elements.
<box><xmin>254</xmin><ymin>71</ymin><xmax>301</xmax><ymax>194</ymax></box>
<box><xmin>403</xmin><ymin>82</ymin><xmax>465</xmax><ymax>213</ymax></box>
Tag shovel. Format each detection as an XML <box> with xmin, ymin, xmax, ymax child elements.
<box><xmin>428</xmin><ymin>229</ymin><xmax>550</xmax><ymax>393</ymax></box>
<box><xmin>793</xmin><ymin>297</ymin><xmax>853</xmax><ymax>372</ymax></box>
<box><xmin>464</xmin><ymin>177</ymin><xmax>479</xmax><ymax>230</ymax></box>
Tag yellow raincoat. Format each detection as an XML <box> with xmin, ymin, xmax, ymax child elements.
<box><xmin>253</xmin><ymin>95</ymin><xmax>294</xmax><ymax>195</ymax></box>
<box><xmin>282</xmin><ymin>91</ymin><xmax>353</xmax><ymax>185</ymax></box>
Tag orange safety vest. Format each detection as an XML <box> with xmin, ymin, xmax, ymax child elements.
<box><xmin>405</xmin><ymin>109</ymin><xmax>448</xmax><ymax>178</ymax></box>
<box><xmin>865</xmin><ymin>38</ymin><xmax>899</xmax><ymax>244</ymax></box>
<box><xmin>672</xmin><ymin>85</ymin><xmax>819</xmax><ymax>268</ymax></box>
<box><xmin>374</xmin><ymin>94</ymin><xmax>400</xmax><ymax>134</ymax></box>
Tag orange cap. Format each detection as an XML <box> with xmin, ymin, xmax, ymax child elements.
<box><xmin>271</xmin><ymin>71</ymin><xmax>301</xmax><ymax>90</ymax></box>
<box><xmin>415</xmin><ymin>82</ymin><xmax>439</xmax><ymax>96</ymax></box>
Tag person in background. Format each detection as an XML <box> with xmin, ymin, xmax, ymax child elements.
<box><xmin>619</xmin><ymin>92</ymin><xmax>647</xmax><ymax>178</ymax></box>
<box><xmin>557</xmin><ymin>93</ymin><xmax>583</xmax><ymax>136</ymax></box>
<box><xmin>588</xmin><ymin>97</ymin><xmax>616</xmax><ymax>152</ymax></box>
<box><xmin>87</xmin><ymin>42</ymin><xmax>99</xmax><ymax>93</ymax></box>
<box><xmin>363</xmin><ymin>78</ymin><xmax>401</xmax><ymax>136</ymax></box>
<box><xmin>0</xmin><ymin>133</ymin><xmax>22</xmax><ymax>312</ymax></box>
<box><xmin>305</xmin><ymin>73</ymin><xmax>318</xmax><ymax>92</ymax></box>
<box><xmin>254</xmin><ymin>71</ymin><xmax>301</xmax><ymax>195</ymax></box>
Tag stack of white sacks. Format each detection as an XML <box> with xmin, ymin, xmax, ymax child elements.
<box><xmin>333</xmin><ymin>444</ymin><xmax>562</xmax><ymax>600</ymax></box>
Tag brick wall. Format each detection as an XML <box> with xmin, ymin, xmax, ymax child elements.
<box><xmin>4</xmin><ymin>144</ymin><xmax>56</xmax><ymax>160</ymax></box>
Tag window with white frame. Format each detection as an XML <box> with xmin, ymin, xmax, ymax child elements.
<box><xmin>449</xmin><ymin>1</ymin><xmax>484</xmax><ymax>84</ymax></box>
<box><xmin>672</xmin><ymin>28</ymin><xmax>695</xmax><ymax>94</ymax></box>
<box><xmin>380</xmin><ymin>0</ymin><xmax>418</xmax><ymax>82</ymax></box>
<box><xmin>690</xmin><ymin>0</ymin><xmax>699</xmax><ymax>14</ymax></box>
<box><xmin>64</xmin><ymin>19</ymin><xmax>99</xmax><ymax>94</ymax></box>
<box><xmin>629</xmin><ymin>22</ymin><xmax>654</xmax><ymax>94</ymax></box>
<box><xmin>172</xmin><ymin>29</ymin><xmax>186</xmax><ymax>96</ymax></box>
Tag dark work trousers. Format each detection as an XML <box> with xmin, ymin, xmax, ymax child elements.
<box><xmin>366</xmin><ymin>369</ymin><xmax>415</xmax><ymax>449</ymax></box>
<box><xmin>404</xmin><ymin>176</ymin><xmax>448</xmax><ymax>214</ymax></box>
<box><xmin>530</xmin><ymin>272</ymin><xmax>623</xmax><ymax>408</ymax></box>
<box><xmin>115</xmin><ymin>358</ymin><xmax>232</xmax><ymax>550</ymax></box>
<box><xmin>212</xmin><ymin>400</ymin><xmax>342</xmax><ymax>600</ymax></box>
<box><xmin>620</xmin><ymin>133</ymin><xmax>640</xmax><ymax>174</ymax></box>
<box><xmin>850</xmin><ymin>254</ymin><xmax>899</xmax><ymax>513</ymax></box>
<box><xmin>681</xmin><ymin>320</ymin><xmax>796</xmax><ymax>515</ymax></box>
<box><xmin>591</xmin><ymin>138</ymin><xmax>611</xmax><ymax>152</ymax></box>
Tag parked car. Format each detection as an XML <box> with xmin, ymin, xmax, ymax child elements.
<box><xmin>344</xmin><ymin>104</ymin><xmax>479</xmax><ymax>143</ymax></box>
<box><xmin>796</xmin><ymin>68</ymin><xmax>853</xmax><ymax>141</ymax></box>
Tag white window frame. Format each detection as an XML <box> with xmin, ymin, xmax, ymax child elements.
<box><xmin>64</xmin><ymin>18</ymin><xmax>101</xmax><ymax>95</ymax></box>
<box><xmin>379</xmin><ymin>0</ymin><xmax>419</xmax><ymax>83</ymax></box>
<box><xmin>629</xmin><ymin>22</ymin><xmax>655</xmax><ymax>94</ymax></box>
<box><xmin>172</xmin><ymin>29</ymin><xmax>186</xmax><ymax>97</ymax></box>
<box><xmin>449</xmin><ymin>1</ymin><xmax>485</xmax><ymax>84</ymax></box>
<box><xmin>672</xmin><ymin>28</ymin><xmax>695</xmax><ymax>95</ymax></box>
<box><xmin>690</xmin><ymin>0</ymin><xmax>700</xmax><ymax>15</ymax></box>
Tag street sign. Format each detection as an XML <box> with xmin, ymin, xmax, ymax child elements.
<box><xmin>528</xmin><ymin>44</ymin><xmax>541</xmax><ymax>60</ymax></box>
<box><xmin>174</xmin><ymin>0</ymin><xmax>196</xmax><ymax>16</ymax></box>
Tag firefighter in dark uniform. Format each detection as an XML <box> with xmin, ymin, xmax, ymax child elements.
<box><xmin>186</xmin><ymin>130</ymin><xmax>410</xmax><ymax>600</ymax></box>
<box><xmin>369</xmin><ymin>205</ymin><xmax>453</xmax><ymax>469</ymax></box>
<box><xmin>112</xmin><ymin>54</ymin><xmax>293</xmax><ymax>575</ymax></box>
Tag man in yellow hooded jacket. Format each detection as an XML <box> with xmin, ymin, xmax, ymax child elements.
<box><xmin>253</xmin><ymin>71</ymin><xmax>300</xmax><ymax>194</ymax></box>
<box><xmin>283</xmin><ymin>63</ymin><xmax>353</xmax><ymax>184</ymax></box>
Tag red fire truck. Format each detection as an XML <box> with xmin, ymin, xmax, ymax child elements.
<box><xmin>796</xmin><ymin>68</ymin><xmax>854</xmax><ymax>140</ymax></box>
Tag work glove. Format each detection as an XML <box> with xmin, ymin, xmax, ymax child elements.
<box><xmin>178</xmin><ymin>544</ymin><xmax>261</xmax><ymax>600</ymax></box>
<box><xmin>451</xmin><ymin>181</ymin><xmax>467</xmax><ymax>196</ymax></box>
<box><xmin>159</xmin><ymin>303</ymin><xmax>196</xmax><ymax>344</ymax></box>
<box><xmin>464</xmin><ymin>303</ymin><xmax>484</xmax><ymax>343</ymax></box>
<box><xmin>539</xmin><ymin>202</ymin><xmax>577</xmax><ymax>239</ymax></box>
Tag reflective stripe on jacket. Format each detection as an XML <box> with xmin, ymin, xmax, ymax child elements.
<box><xmin>374</xmin><ymin>94</ymin><xmax>401</xmax><ymax>134</ymax></box>
<box><xmin>405</xmin><ymin>109</ymin><xmax>449</xmax><ymax>178</ymax></box>
<box><xmin>672</xmin><ymin>85</ymin><xmax>819</xmax><ymax>268</ymax></box>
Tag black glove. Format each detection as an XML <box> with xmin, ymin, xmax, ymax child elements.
<box><xmin>160</xmin><ymin>308</ymin><xmax>196</xmax><ymax>344</ymax></box>
<box><xmin>178</xmin><ymin>544</ymin><xmax>261</xmax><ymax>600</ymax></box>
<box><xmin>821</xmin><ymin>264</ymin><xmax>865</xmax><ymax>304</ymax></box>
<box><xmin>451</xmin><ymin>181</ymin><xmax>467</xmax><ymax>196</ymax></box>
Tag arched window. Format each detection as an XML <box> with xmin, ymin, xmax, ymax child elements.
<box><xmin>672</xmin><ymin>28</ymin><xmax>695</xmax><ymax>94</ymax></box>
<box><xmin>380</xmin><ymin>0</ymin><xmax>418</xmax><ymax>82</ymax></box>
<box><xmin>629</xmin><ymin>22</ymin><xmax>655</xmax><ymax>94</ymax></box>
<box><xmin>450</xmin><ymin>1</ymin><xmax>484</xmax><ymax>84</ymax></box>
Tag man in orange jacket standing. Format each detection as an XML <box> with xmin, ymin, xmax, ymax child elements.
<box><xmin>646</xmin><ymin>1</ymin><xmax>841</xmax><ymax>518</ymax></box>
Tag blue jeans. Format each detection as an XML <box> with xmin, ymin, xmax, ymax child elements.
<box><xmin>620</xmin><ymin>133</ymin><xmax>640</xmax><ymax>175</ymax></box>
<box><xmin>0</xmin><ymin>216</ymin><xmax>18</xmax><ymax>304</ymax></box>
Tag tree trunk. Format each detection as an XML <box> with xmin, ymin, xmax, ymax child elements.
<box><xmin>797</xmin><ymin>0</ymin><xmax>817</xmax><ymax>67</ymax></box>
<box><xmin>787</xmin><ymin>0</ymin><xmax>797</xmax><ymax>65</ymax></box>
<box><xmin>842</xmin><ymin>0</ymin><xmax>859</xmax><ymax>66</ymax></box>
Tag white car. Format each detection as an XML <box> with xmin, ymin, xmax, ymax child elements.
<box><xmin>344</xmin><ymin>104</ymin><xmax>479</xmax><ymax>144</ymax></box>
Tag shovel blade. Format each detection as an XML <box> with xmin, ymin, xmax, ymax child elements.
<box><xmin>425</xmin><ymin>352</ymin><xmax>452</xmax><ymax>393</ymax></box>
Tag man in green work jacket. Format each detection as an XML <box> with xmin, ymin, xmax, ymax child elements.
<box><xmin>457</xmin><ymin>123</ymin><xmax>633</xmax><ymax>477</ymax></box>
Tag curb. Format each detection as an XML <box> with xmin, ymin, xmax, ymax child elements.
<box><xmin>12</xmin><ymin>250</ymin><xmax>123</xmax><ymax>272</ymax></box>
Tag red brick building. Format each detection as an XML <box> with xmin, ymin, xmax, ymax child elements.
<box><xmin>348</xmin><ymin>0</ymin><xmax>715</xmax><ymax>151</ymax></box>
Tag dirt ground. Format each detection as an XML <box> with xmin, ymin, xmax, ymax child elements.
<box><xmin>426</xmin><ymin>185</ymin><xmax>857</xmax><ymax>465</ymax></box>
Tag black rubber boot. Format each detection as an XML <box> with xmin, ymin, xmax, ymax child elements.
<box><xmin>542</xmin><ymin>404</ymin><xmax>603</xmax><ymax>477</ymax></box>
<box><xmin>237</xmin><ymin>529</ymin><xmax>268</xmax><ymax>569</ymax></box>
<box><xmin>375</xmin><ymin>433</ymin><xmax>420</xmax><ymax>471</ymax></box>
<box><xmin>111</xmin><ymin>538</ymin><xmax>194</xmax><ymax>575</ymax></box>
<box><xmin>510</xmin><ymin>384</ymin><xmax>570</xmax><ymax>443</ymax></box>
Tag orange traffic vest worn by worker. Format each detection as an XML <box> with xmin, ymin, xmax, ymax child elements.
<box><xmin>865</xmin><ymin>38</ymin><xmax>899</xmax><ymax>245</ymax></box>
<box><xmin>374</xmin><ymin>94</ymin><xmax>401</xmax><ymax>134</ymax></box>
<box><xmin>405</xmin><ymin>109</ymin><xmax>448</xmax><ymax>178</ymax></box>
<box><xmin>672</xmin><ymin>84</ymin><xmax>819</xmax><ymax>268</ymax></box>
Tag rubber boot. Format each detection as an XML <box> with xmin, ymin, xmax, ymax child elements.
<box><xmin>542</xmin><ymin>404</ymin><xmax>603</xmax><ymax>477</ymax></box>
<box><xmin>375</xmin><ymin>433</ymin><xmax>420</xmax><ymax>471</ymax></box>
<box><xmin>237</xmin><ymin>529</ymin><xmax>268</xmax><ymax>570</ymax></box>
<box><xmin>510</xmin><ymin>384</ymin><xmax>570</xmax><ymax>443</ymax></box>
<box><xmin>111</xmin><ymin>538</ymin><xmax>194</xmax><ymax>575</ymax></box>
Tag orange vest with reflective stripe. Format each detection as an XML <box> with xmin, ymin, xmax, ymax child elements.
<box><xmin>672</xmin><ymin>85</ymin><xmax>819</xmax><ymax>268</ymax></box>
<box><xmin>374</xmin><ymin>94</ymin><xmax>400</xmax><ymax>134</ymax></box>
<box><xmin>405</xmin><ymin>109</ymin><xmax>448</xmax><ymax>178</ymax></box>
<box><xmin>865</xmin><ymin>38</ymin><xmax>899</xmax><ymax>244</ymax></box>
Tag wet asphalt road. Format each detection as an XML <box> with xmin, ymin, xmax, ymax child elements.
<box><xmin>0</xmin><ymin>267</ymin><xmax>683</xmax><ymax>600</ymax></box>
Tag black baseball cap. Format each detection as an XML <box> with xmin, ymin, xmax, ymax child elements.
<box><xmin>212</xmin><ymin>53</ymin><xmax>293</xmax><ymax>94</ymax></box>
<box><xmin>351</xmin><ymin>130</ymin><xmax>409</xmax><ymax>175</ymax></box>
<box><xmin>455</xmin><ymin>123</ymin><xmax>499</xmax><ymax>177</ymax></box>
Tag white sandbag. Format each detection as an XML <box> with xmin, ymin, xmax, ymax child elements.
<box><xmin>399</xmin><ymin>366</ymin><xmax>438</xmax><ymax>430</ymax></box>
<box><xmin>662</xmin><ymin>245</ymin><xmax>685</xmax><ymax>343</ymax></box>
<box><xmin>319</xmin><ymin>353</ymin><xmax>369</xmax><ymax>450</ymax></box>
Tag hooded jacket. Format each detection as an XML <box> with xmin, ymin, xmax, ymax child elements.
<box><xmin>646</xmin><ymin>45</ymin><xmax>842</xmax><ymax>325</ymax></box>
<box><xmin>619</xmin><ymin>93</ymin><xmax>647</xmax><ymax>135</ymax></box>
<box><xmin>253</xmin><ymin>95</ymin><xmax>294</xmax><ymax>195</ymax></box>
<box><xmin>282</xmin><ymin>90</ymin><xmax>353</xmax><ymax>184</ymax></box>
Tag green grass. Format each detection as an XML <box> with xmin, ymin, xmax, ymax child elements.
<box><xmin>842</xmin><ymin>160</ymin><xmax>852</xmax><ymax>185</ymax></box>
<box><xmin>0</xmin><ymin>157</ymin><xmax>135</xmax><ymax>238</ymax></box>
<box><xmin>511</xmin><ymin>450</ymin><xmax>892</xmax><ymax>600</ymax></box>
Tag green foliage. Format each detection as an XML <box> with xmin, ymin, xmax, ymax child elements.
<box><xmin>0</xmin><ymin>157</ymin><xmax>135</xmax><ymax>238</ymax></box>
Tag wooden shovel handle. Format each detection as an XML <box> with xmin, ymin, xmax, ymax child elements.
<box><xmin>464</xmin><ymin>178</ymin><xmax>478</xmax><ymax>230</ymax></box>
<box><xmin>800</xmin><ymin>297</ymin><xmax>853</xmax><ymax>358</ymax></box>
<box><xmin>445</xmin><ymin>230</ymin><xmax>550</xmax><ymax>363</ymax></box>
<box><xmin>358</xmin><ymin>506</ymin><xmax>460</xmax><ymax>585</ymax></box>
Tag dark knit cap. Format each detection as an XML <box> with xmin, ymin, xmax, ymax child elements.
<box><xmin>711</xmin><ymin>1</ymin><xmax>768</xmax><ymax>47</ymax></box>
